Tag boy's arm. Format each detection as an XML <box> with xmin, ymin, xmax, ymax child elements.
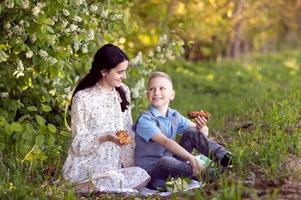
<box><xmin>151</xmin><ymin>133</ymin><xmax>203</xmax><ymax>174</ymax></box>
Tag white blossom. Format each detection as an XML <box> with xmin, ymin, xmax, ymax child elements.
<box><xmin>62</xmin><ymin>9</ymin><xmax>70</xmax><ymax>16</ymax></box>
<box><xmin>69</xmin><ymin>24</ymin><xmax>78</xmax><ymax>32</ymax></box>
<box><xmin>158</xmin><ymin>34</ymin><xmax>168</xmax><ymax>45</ymax></box>
<box><xmin>73</xmin><ymin>16</ymin><xmax>82</xmax><ymax>22</ymax></box>
<box><xmin>38</xmin><ymin>50</ymin><xmax>48</xmax><ymax>58</ymax></box>
<box><xmin>48</xmin><ymin>19</ymin><xmax>55</xmax><ymax>26</ymax></box>
<box><xmin>101</xmin><ymin>10</ymin><xmax>108</xmax><ymax>18</ymax></box>
<box><xmin>26</xmin><ymin>50</ymin><xmax>33</xmax><ymax>58</ymax></box>
<box><xmin>30</xmin><ymin>34</ymin><xmax>37</xmax><ymax>42</ymax></box>
<box><xmin>75</xmin><ymin>0</ymin><xmax>83</xmax><ymax>6</ymax></box>
<box><xmin>67</xmin><ymin>46</ymin><xmax>73</xmax><ymax>54</ymax></box>
<box><xmin>81</xmin><ymin>44</ymin><xmax>88</xmax><ymax>54</ymax></box>
<box><xmin>156</xmin><ymin>46</ymin><xmax>161</xmax><ymax>53</ymax></box>
<box><xmin>52</xmin><ymin>16</ymin><xmax>58</xmax><ymax>22</ymax></box>
<box><xmin>4</xmin><ymin>22</ymin><xmax>11</xmax><ymax>29</ymax></box>
<box><xmin>73</xmin><ymin>40</ymin><xmax>81</xmax><ymax>51</ymax></box>
<box><xmin>7</xmin><ymin>31</ymin><xmax>13</xmax><ymax>38</ymax></box>
<box><xmin>131</xmin><ymin>78</ymin><xmax>145</xmax><ymax>98</ymax></box>
<box><xmin>130</xmin><ymin>51</ymin><xmax>143</xmax><ymax>66</ymax></box>
<box><xmin>5</xmin><ymin>0</ymin><xmax>14</xmax><ymax>8</ymax></box>
<box><xmin>17</xmin><ymin>59</ymin><xmax>24</xmax><ymax>71</ymax></box>
<box><xmin>0</xmin><ymin>92</ymin><xmax>9</xmax><ymax>98</ymax></box>
<box><xmin>22</xmin><ymin>0</ymin><xmax>30</xmax><ymax>9</ymax></box>
<box><xmin>87</xmin><ymin>29</ymin><xmax>94</xmax><ymax>41</ymax></box>
<box><xmin>90</xmin><ymin>5</ymin><xmax>98</xmax><ymax>12</ymax></box>
<box><xmin>62</xmin><ymin>20</ymin><xmax>68</xmax><ymax>29</ymax></box>
<box><xmin>32</xmin><ymin>6</ymin><xmax>41</xmax><ymax>16</ymax></box>
<box><xmin>166</xmin><ymin>49</ymin><xmax>175</xmax><ymax>60</ymax></box>
<box><xmin>111</xmin><ymin>14</ymin><xmax>123</xmax><ymax>21</ymax></box>
<box><xmin>37</xmin><ymin>2</ymin><xmax>46</xmax><ymax>8</ymax></box>
<box><xmin>48</xmin><ymin>57</ymin><xmax>57</xmax><ymax>65</ymax></box>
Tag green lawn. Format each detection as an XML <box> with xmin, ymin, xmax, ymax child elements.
<box><xmin>158</xmin><ymin>50</ymin><xmax>301</xmax><ymax>199</ymax></box>
<box><xmin>1</xmin><ymin>51</ymin><xmax>301</xmax><ymax>199</ymax></box>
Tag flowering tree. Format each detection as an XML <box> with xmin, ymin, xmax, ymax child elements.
<box><xmin>0</xmin><ymin>0</ymin><xmax>183</xmax><ymax>169</ymax></box>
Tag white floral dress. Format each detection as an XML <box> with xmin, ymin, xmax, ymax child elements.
<box><xmin>63</xmin><ymin>83</ymin><xmax>150</xmax><ymax>193</ymax></box>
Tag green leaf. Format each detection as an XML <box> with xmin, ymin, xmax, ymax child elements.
<box><xmin>27</xmin><ymin>106</ymin><xmax>38</xmax><ymax>112</ymax></box>
<box><xmin>0</xmin><ymin>116</ymin><xmax>6</xmax><ymax>127</ymax></box>
<box><xmin>11</xmin><ymin>122</ymin><xmax>24</xmax><ymax>132</ymax></box>
<box><xmin>108</xmin><ymin>22</ymin><xmax>116</xmax><ymax>32</ymax></box>
<box><xmin>22</xmin><ymin>130</ymin><xmax>33</xmax><ymax>141</ymax></box>
<box><xmin>47</xmin><ymin>134</ymin><xmax>56</xmax><ymax>146</ymax></box>
<box><xmin>47</xmin><ymin>123</ymin><xmax>57</xmax><ymax>133</ymax></box>
<box><xmin>4</xmin><ymin>123</ymin><xmax>12</xmax><ymax>135</ymax></box>
<box><xmin>39</xmin><ymin>126</ymin><xmax>48</xmax><ymax>134</ymax></box>
<box><xmin>41</xmin><ymin>104</ymin><xmax>52</xmax><ymax>112</ymax></box>
<box><xmin>35</xmin><ymin>135</ymin><xmax>45</xmax><ymax>146</ymax></box>
<box><xmin>36</xmin><ymin>115</ymin><xmax>45</xmax><ymax>126</ymax></box>
<box><xmin>0</xmin><ymin>143</ymin><xmax>5</xmax><ymax>151</ymax></box>
<box><xmin>60</xmin><ymin>130</ymin><xmax>70</xmax><ymax>137</ymax></box>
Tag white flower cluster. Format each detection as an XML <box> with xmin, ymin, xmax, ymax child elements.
<box><xmin>90</xmin><ymin>5</ymin><xmax>98</xmax><ymax>12</ymax></box>
<box><xmin>73</xmin><ymin>40</ymin><xmax>81</xmax><ymax>52</ymax></box>
<box><xmin>26</xmin><ymin>50</ymin><xmax>33</xmax><ymax>58</ymax></box>
<box><xmin>130</xmin><ymin>51</ymin><xmax>143</xmax><ymax>67</ymax></box>
<box><xmin>46</xmin><ymin>57</ymin><xmax>58</xmax><ymax>65</ymax></box>
<box><xmin>75</xmin><ymin>0</ymin><xmax>85</xmax><ymax>6</ymax></box>
<box><xmin>87</xmin><ymin>29</ymin><xmax>94</xmax><ymax>41</ymax></box>
<box><xmin>13</xmin><ymin>59</ymin><xmax>25</xmax><ymax>78</ymax></box>
<box><xmin>5</xmin><ymin>0</ymin><xmax>14</xmax><ymax>8</ymax></box>
<box><xmin>22</xmin><ymin>0</ymin><xmax>30</xmax><ymax>9</ymax></box>
<box><xmin>111</xmin><ymin>14</ymin><xmax>123</xmax><ymax>21</ymax></box>
<box><xmin>73</xmin><ymin>16</ymin><xmax>83</xmax><ymax>23</ymax></box>
<box><xmin>81</xmin><ymin>44</ymin><xmax>88</xmax><ymax>54</ymax></box>
<box><xmin>101</xmin><ymin>10</ymin><xmax>109</xmax><ymax>18</ymax></box>
<box><xmin>32</xmin><ymin>2</ymin><xmax>46</xmax><ymax>16</ymax></box>
<box><xmin>62</xmin><ymin>9</ymin><xmax>70</xmax><ymax>16</ymax></box>
<box><xmin>158</xmin><ymin>34</ymin><xmax>168</xmax><ymax>45</ymax></box>
<box><xmin>38</xmin><ymin>50</ymin><xmax>48</xmax><ymax>58</ymax></box>
<box><xmin>131</xmin><ymin>78</ymin><xmax>145</xmax><ymax>98</ymax></box>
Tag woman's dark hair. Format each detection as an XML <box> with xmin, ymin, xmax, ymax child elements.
<box><xmin>72</xmin><ymin>43</ymin><xmax>130</xmax><ymax>112</ymax></box>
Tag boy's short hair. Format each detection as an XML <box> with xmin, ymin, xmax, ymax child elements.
<box><xmin>148</xmin><ymin>71</ymin><xmax>173</xmax><ymax>88</ymax></box>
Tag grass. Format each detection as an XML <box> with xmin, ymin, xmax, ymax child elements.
<box><xmin>1</xmin><ymin>50</ymin><xmax>301</xmax><ymax>199</ymax></box>
<box><xmin>159</xmin><ymin>50</ymin><xmax>301</xmax><ymax>199</ymax></box>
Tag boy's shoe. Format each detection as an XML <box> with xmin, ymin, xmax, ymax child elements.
<box><xmin>220</xmin><ymin>152</ymin><xmax>233</xmax><ymax>169</ymax></box>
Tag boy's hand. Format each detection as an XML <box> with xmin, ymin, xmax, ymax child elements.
<box><xmin>189</xmin><ymin>156</ymin><xmax>204</xmax><ymax>175</ymax></box>
<box><xmin>195</xmin><ymin>116</ymin><xmax>207</xmax><ymax>129</ymax></box>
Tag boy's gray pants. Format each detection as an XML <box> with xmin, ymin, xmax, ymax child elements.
<box><xmin>147</xmin><ymin>127</ymin><xmax>230</xmax><ymax>189</ymax></box>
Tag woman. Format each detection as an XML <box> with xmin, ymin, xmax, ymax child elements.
<box><xmin>63</xmin><ymin>44</ymin><xmax>150</xmax><ymax>193</ymax></box>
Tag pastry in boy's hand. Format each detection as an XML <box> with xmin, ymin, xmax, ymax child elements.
<box><xmin>187</xmin><ymin>110</ymin><xmax>211</xmax><ymax>120</ymax></box>
<box><xmin>116</xmin><ymin>130</ymin><xmax>131</xmax><ymax>145</ymax></box>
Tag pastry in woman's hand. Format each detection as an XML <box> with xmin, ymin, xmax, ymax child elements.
<box><xmin>116</xmin><ymin>130</ymin><xmax>131</xmax><ymax>145</ymax></box>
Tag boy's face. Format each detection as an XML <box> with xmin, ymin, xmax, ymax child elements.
<box><xmin>147</xmin><ymin>76</ymin><xmax>175</xmax><ymax>109</ymax></box>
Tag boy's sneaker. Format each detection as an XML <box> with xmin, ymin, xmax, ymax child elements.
<box><xmin>220</xmin><ymin>152</ymin><xmax>233</xmax><ymax>172</ymax></box>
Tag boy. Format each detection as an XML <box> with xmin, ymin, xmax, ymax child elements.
<box><xmin>134</xmin><ymin>71</ymin><xmax>232</xmax><ymax>190</ymax></box>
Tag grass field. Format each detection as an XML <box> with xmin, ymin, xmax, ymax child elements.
<box><xmin>1</xmin><ymin>51</ymin><xmax>301</xmax><ymax>199</ymax></box>
<box><xmin>158</xmin><ymin>50</ymin><xmax>301</xmax><ymax>199</ymax></box>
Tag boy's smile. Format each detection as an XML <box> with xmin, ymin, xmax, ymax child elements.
<box><xmin>147</xmin><ymin>76</ymin><xmax>175</xmax><ymax>112</ymax></box>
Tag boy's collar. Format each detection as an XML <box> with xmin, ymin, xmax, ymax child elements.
<box><xmin>149</xmin><ymin>105</ymin><xmax>174</xmax><ymax>117</ymax></box>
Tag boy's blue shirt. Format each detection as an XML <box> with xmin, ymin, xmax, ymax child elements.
<box><xmin>135</xmin><ymin>105</ymin><xmax>192</xmax><ymax>141</ymax></box>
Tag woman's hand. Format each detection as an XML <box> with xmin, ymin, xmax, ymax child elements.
<box><xmin>105</xmin><ymin>133</ymin><xmax>132</xmax><ymax>146</ymax></box>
